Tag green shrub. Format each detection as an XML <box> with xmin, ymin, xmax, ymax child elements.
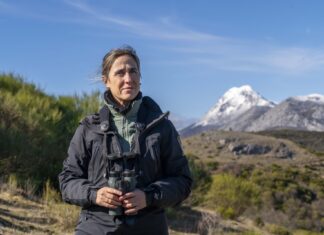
<box><xmin>186</xmin><ymin>154</ymin><xmax>212</xmax><ymax>206</ymax></box>
<box><xmin>266</xmin><ymin>224</ymin><xmax>292</xmax><ymax>235</ymax></box>
<box><xmin>206</xmin><ymin>161</ymin><xmax>219</xmax><ymax>171</ymax></box>
<box><xmin>205</xmin><ymin>174</ymin><xmax>260</xmax><ymax>219</ymax></box>
<box><xmin>254</xmin><ymin>217</ymin><xmax>264</xmax><ymax>227</ymax></box>
<box><xmin>219</xmin><ymin>206</ymin><xmax>235</xmax><ymax>219</ymax></box>
<box><xmin>0</xmin><ymin>74</ymin><xmax>102</xmax><ymax>192</ymax></box>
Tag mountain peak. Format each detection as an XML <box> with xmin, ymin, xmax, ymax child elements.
<box><xmin>197</xmin><ymin>85</ymin><xmax>274</xmax><ymax>126</ymax></box>
<box><xmin>227</xmin><ymin>84</ymin><xmax>253</xmax><ymax>94</ymax></box>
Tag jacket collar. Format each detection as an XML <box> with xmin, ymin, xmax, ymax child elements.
<box><xmin>103</xmin><ymin>89</ymin><xmax>142</xmax><ymax>115</ymax></box>
<box><xmin>98</xmin><ymin>94</ymin><xmax>167</xmax><ymax>133</ymax></box>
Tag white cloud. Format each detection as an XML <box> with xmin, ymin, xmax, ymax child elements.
<box><xmin>63</xmin><ymin>0</ymin><xmax>219</xmax><ymax>41</ymax></box>
<box><xmin>167</xmin><ymin>41</ymin><xmax>324</xmax><ymax>75</ymax></box>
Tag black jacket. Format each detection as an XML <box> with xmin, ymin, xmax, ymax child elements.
<box><xmin>58</xmin><ymin>96</ymin><xmax>192</xmax><ymax>217</ymax></box>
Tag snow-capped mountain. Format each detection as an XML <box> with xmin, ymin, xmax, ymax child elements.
<box><xmin>181</xmin><ymin>85</ymin><xmax>275</xmax><ymax>136</ymax></box>
<box><xmin>196</xmin><ymin>85</ymin><xmax>275</xmax><ymax>127</ymax></box>
<box><xmin>180</xmin><ymin>86</ymin><xmax>324</xmax><ymax>137</ymax></box>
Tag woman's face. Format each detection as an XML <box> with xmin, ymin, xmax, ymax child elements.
<box><xmin>104</xmin><ymin>55</ymin><xmax>140</xmax><ymax>106</ymax></box>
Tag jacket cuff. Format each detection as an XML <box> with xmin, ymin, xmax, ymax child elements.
<box><xmin>89</xmin><ymin>190</ymin><xmax>97</xmax><ymax>205</ymax></box>
<box><xmin>143</xmin><ymin>186</ymin><xmax>161</xmax><ymax>207</ymax></box>
<box><xmin>144</xmin><ymin>191</ymin><xmax>154</xmax><ymax>207</ymax></box>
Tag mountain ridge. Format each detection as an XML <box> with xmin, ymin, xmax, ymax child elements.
<box><xmin>180</xmin><ymin>85</ymin><xmax>324</xmax><ymax>137</ymax></box>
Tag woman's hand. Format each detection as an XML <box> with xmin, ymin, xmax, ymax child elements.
<box><xmin>95</xmin><ymin>187</ymin><xmax>123</xmax><ymax>208</ymax></box>
<box><xmin>119</xmin><ymin>189</ymin><xmax>147</xmax><ymax>215</ymax></box>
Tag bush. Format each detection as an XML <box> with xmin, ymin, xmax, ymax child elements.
<box><xmin>186</xmin><ymin>154</ymin><xmax>212</xmax><ymax>206</ymax></box>
<box><xmin>254</xmin><ymin>217</ymin><xmax>264</xmax><ymax>227</ymax></box>
<box><xmin>266</xmin><ymin>224</ymin><xmax>292</xmax><ymax>235</ymax></box>
<box><xmin>0</xmin><ymin>74</ymin><xmax>102</xmax><ymax>192</ymax></box>
<box><xmin>206</xmin><ymin>161</ymin><xmax>219</xmax><ymax>171</ymax></box>
<box><xmin>205</xmin><ymin>174</ymin><xmax>260</xmax><ymax>219</ymax></box>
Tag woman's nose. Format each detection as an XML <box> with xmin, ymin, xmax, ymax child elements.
<box><xmin>124</xmin><ymin>72</ymin><xmax>132</xmax><ymax>82</ymax></box>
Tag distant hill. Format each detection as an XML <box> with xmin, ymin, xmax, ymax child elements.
<box><xmin>168</xmin><ymin>112</ymin><xmax>197</xmax><ymax>130</ymax></box>
<box><xmin>258</xmin><ymin>129</ymin><xmax>324</xmax><ymax>155</ymax></box>
<box><xmin>182</xmin><ymin>130</ymin><xmax>318</xmax><ymax>165</ymax></box>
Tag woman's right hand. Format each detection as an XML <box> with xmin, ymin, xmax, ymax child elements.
<box><xmin>95</xmin><ymin>187</ymin><xmax>123</xmax><ymax>208</ymax></box>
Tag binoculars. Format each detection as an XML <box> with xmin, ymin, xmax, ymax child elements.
<box><xmin>106</xmin><ymin>152</ymin><xmax>138</xmax><ymax>216</ymax></box>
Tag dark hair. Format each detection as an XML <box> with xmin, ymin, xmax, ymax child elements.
<box><xmin>101</xmin><ymin>45</ymin><xmax>141</xmax><ymax>82</ymax></box>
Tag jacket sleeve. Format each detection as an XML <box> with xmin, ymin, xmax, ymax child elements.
<box><xmin>144</xmin><ymin>119</ymin><xmax>193</xmax><ymax>208</ymax></box>
<box><xmin>58</xmin><ymin>122</ymin><xmax>97</xmax><ymax>207</ymax></box>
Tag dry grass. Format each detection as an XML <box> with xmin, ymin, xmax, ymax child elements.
<box><xmin>0</xmin><ymin>187</ymin><xmax>263</xmax><ymax>235</ymax></box>
<box><xmin>0</xmin><ymin>185</ymin><xmax>78</xmax><ymax>235</ymax></box>
<box><xmin>1</xmin><ymin>180</ymin><xmax>323</xmax><ymax>235</ymax></box>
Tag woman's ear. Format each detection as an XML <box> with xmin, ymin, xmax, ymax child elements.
<box><xmin>102</xmin><ymin>76</ymin><xmax>110</xmax><ymax>88</ymax></box>
<box><xmin>102</xmin><ymin>75</ymin><xmax>107</xmax><ymax>83</ymax></box>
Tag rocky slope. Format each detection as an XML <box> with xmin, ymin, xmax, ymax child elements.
<box><xmin>246</xmin><ymin>96</ymin><xmax>324</xmax><ymax>131</ymax></box>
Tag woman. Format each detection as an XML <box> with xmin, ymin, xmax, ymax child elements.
<box><xmin>58</xmin><ymin>45</ymin><xmax>192</xmax><ymax>235</ymax></box>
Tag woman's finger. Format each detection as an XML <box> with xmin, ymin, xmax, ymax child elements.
<box><xmin>124</xmin><ymin>207</ymin><xmax>138</xmax><ymax>215</ymax></box>
<box><xmin>123</xmin><ymin>202</ymin><xmax>136</xmax><ymax>208</ymax></box>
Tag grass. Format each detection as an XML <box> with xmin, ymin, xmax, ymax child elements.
<box><xmin>0</xmin><ymin>181</ymin><xmax>78</xmax><ymax>235</ymax></box>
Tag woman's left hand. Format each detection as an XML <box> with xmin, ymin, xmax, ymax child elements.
<box><xmin>119</xmin><ymin>189</ymin><xmax>147</xmax><ymax>215</ymax></box>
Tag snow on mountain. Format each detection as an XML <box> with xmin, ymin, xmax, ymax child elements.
<box><xmin>196</xmin><ymin>85</ymin><xmax>275</xmax><ymax>127</ymax></box>
<box><xmin>292</xmin><ymin>94</ymin><xmax>324</xmax><ymax>104</ymax></box>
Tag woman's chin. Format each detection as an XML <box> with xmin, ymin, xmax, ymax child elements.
<box><xmin>121</xmin><ymin>92</ymin><xmax>138</xmax><ymax>100</ymax></box>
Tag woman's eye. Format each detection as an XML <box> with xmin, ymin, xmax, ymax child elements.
<box><xmin>115</xmin><ymin>71</ymin><xmax>125</xmax><ymax>76</ymax></box>
<box><xmin>130</xmin><ymin>68</ymin><xmax>138</xmax><ymax>74</ymax></box>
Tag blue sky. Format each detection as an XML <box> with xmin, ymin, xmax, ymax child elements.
<box><xmin>1</xmin><ymin>0</ymin><xmax>324</xmax><ymax>119</ymax></box>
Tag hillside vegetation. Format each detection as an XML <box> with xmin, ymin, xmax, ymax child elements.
<box><xmin>183</xmin><ymin>130</ymin><xmax>324</xmax><ymax>233</ymax></box>
<box><xmin>0</xmin><ymin>73</ymin><xmax>101</xmax><ymax>190</ymax></box>
<box><xmin>258</xmin><ymin>129</ymin><xmax>324</xmax><ymax>155</ymax></box>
